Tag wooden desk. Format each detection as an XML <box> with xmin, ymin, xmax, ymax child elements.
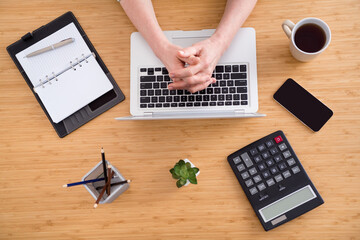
<box><xmin>0</xmin><ymin>0</ymin><xmax>359</xmax><ymax>239</ymax></box>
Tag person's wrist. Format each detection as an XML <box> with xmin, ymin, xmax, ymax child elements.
<box><xmin>151</xmin><ymin>37</ymin><xmax>173</xmax><ymax>61</ymax></box>
<box><xmin>211</xmin><ymin>32</ymin><xmax>231</xmax><ymax>54</ymax></box>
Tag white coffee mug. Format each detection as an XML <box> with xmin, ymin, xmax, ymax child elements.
<box><xmin>282</xmin><ymin>18</ymin><xmax>331</xmax><ymax>62</ymax></box>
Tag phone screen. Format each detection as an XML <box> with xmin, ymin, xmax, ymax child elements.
<box><xmin>273</xmin><ymin>78</ymin><xmax>333</xmax><ymax>131</ymax></box>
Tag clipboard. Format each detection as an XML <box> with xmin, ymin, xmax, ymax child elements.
<box><xmin>6</xmin><ymin>11</ymin><xmax>125</xmax><ymax>138</ymax></box>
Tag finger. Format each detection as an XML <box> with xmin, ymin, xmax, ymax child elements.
<box><xmin>170</xmin><ymin>63</ymin><xmax>203</xmax><ymax>79</ymax></box>
<box><xmin>177</xmin><ymin>55</ymin><xmax>200</xmax><ymax>65</ymax></box>
<box><xmin>168</xmin><ymin>80</ymin><xmax>188</xmax><ymax>90</ymax></box>
<box><xmin>169</xmin><ymin>76</ymin><xmax>215</xmax><ymax>90</ymax></box>
<box><xmin>183</xmin><ymin>73</ymin><xmax>211</xmax><ymax>85</ymax></box>
<box><xmin>187</xmin><ymin>78</ymin><xmax>214</xmax><ymax>93</ymax></box>
<box><xmin>178</xmin><ymin>46</ymin><xmax>199</xmax><ymax>58</ymax></box>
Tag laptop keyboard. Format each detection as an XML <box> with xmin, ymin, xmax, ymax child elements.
<box><xmin>139</xmin><ymin>63</ymin><xmax>249</xmax><ymax>109</ymax></box>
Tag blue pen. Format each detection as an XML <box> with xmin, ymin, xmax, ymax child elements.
<box><xmin>62</xmin><ymin>177</ymin><xmax>116</xmax><ymax>188</ymax></box>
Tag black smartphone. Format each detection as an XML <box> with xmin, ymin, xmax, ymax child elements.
<box><xmin>273</xmin><ymin>78</ymin><xmax>333</xmax><ymax>131</ymax></box>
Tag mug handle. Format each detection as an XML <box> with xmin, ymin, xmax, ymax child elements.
<box><xmin>282</xmin><ymin>20</ymin><xmax>295</xmax><ymax>39</ymax></box>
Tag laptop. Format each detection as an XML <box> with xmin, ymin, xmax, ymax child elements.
<box><xmin>116</xmin><ymin>28</ymin><xmax>265</xmax><ymax>120</ymax></box>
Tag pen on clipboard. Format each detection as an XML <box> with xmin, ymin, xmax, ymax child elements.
<box><xmin>25</xmin><ymin>37</ymin><xmax>75</xmax><ymax>58</ymax></box>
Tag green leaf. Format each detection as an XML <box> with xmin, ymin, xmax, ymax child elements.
<box><xmin>180</xmin><ymin>177</ymin><xmax>186</xmax><ymax>185</ymax></box>
<box><xmin>180</xmin><ymin>164</ymin><xmax>189</xmax><ymax>179</ymax></box>
<box><xmin>189</xmin><ymin>170</ymin><xmax>196</xmax><ymax>179</ymax></box>
<box><xmin>176</xmin><ymin>178</ymin><xmax>186</xmax><ymax>188</ymax></box>
<box><xmin>181</xmin><ymin>164</ymin><xmax>187</xmax><ymax>172</ymax></box>
<box><xmin>172</xmin><ymin>173</ymin><xmax>180</xmax><ymax>179</ymax></box>
<box><xmin>176</xmin><ymin>179</ymin><xmax>183</xmax><ymax>188</ymax></box>
<box><xmin>185</xmin><ymin>162</ymin><xmax>191</xmax><ymax>169</ymax></box>
<box><xmin>174</xmin><ymin>165</ymin><xmax>181</xmax><ymax>176</ymax></box>
<box><xmin>178</xmin><ymin>160</ymin><xmax>185</xmax><ymax>166</ymax></box>
<box><xmin>188</xmin><ymin>176</ymin><xmax>197</xmax><ymax>184</ymax></box>
<box><xmin>192</xmin><ymin>167</ymin><xmax>199</xmax><ymax>174</ymax></box>
<box><xmin>170</xmin><ymin>168</ymin><xmax>180</xmax><ymax>179</ymax></box>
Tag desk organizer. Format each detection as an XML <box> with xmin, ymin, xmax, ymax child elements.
<box><xmin>82</xmin><ymin>161</ymin><xmax>129</xmax><ymax>204</ymax></box>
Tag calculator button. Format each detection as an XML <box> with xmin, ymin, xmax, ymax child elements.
<box><xmin>278</xmin><ymin>143</ymin><xmax>288</xmax><ymax>151</ymax></box>
<box><xmin>241</xmin><ymin>152</ymin><xmax>253</xmax><ymax>167</ymax></box>
<box><xmin>266</xmin><ymin>159</ymin><xmax>275</xmax><ymax>167</ymax></box>
<box><xmin>266</xmin><ymin>178</ymin><xmax>275</xmax><ymax>187</ymax></box>
<box><xmin>245</xmin><ymin>179</ymin><xmax>254</xmax><ymax>187</ymax></box>
<box><xmin>274</xmin><ymin>135</ymin><xmax>283</xmax><ymax>143</ymax></box>
<box><xmin>257</xmin><ymin>183</ymin><xmax>266</xmax><ymax>191</ymax></box>
<box><xmin>270</xmin><ymin>166</ymin><xmax>279</xmax><ymax>174</ymax></box>
<box><xmin>283</xmin><ymin>170</ymin><xmax>291</xmax><ymax>179</ymax></box>
<box><xmin>241</xmin><ymin>171</ymin><xmax>250</xmax><ymax>179</ymax></box>
<box><xmin>249</xmin><ymin>187</ymin><xmax>258</xmax><ymax>195</ymax></box>
<box><xmin>254</xmin><ymin>155</ymin><xmax>262</xmax><ymax>163</ymax></box>
<box><xmin>237</xmin><ymin>164</ymin><xmax>245</xmax><ymax>172</ymax></box>
<box><xmin>258</xmin><ymin>163</ymin><xmax>266</xmax><ymax>171</ymax></box>
<box><xmin>233</xmin><ymin>156</ymin><xmax>241</xmax><ymax>164</ymax></box>
<box><xmin>262</xmin><ymin>151</ymin><xmax>271</xmax><ymax>159</ymax></box>
<box><xmin>278</xmin><ymin>162</ymin><xmax>287</xmax><ymax>171</ymax></box>
<box><xmin>257</xmin><ymin>144</ymin><xmax>266</xmax><ymax>152</ymax></box>
<box><xmin>274</xmin><ymin>155</ymin><xmax>283</xmax><ymax>163</ymax></box>
<box><xmin>262</xmin><ymin>170</ymin><xmax>271</xmax><ymax>179</ymax></box>
<box><xmin>270</xmin><ymin>147</ymin><xmax>279</xmax><ymax>155</ymax></box>
<box><xmin>253</xmin><ymin>175</ymin><xmax>262</xmax><ymax>183</ymax></box>
<box><xmin>249</xmin><ymin>167</ymin><xmax>257</xmax><ymax>175</ymax></box>
<box><xmin>250</xmin><ymin>148</ymin><xmax>258</xmax><ymax>156</ymax></box>
<box><xmin>274</xmin><ymin>174</ymin><xmax>284</xmax><ymax>182</ymax></box>
<box><xmin>265</xmin><ymin>140</ymin><xmax>274</xmax><ymax>148</ymax></box>
<box><xmin>292</xmin><ymin>166</ymin><xmax>300</xmax><ymax>174</ymax></box>
<box><xmin>282</xmin><ymin>150</ymin><xmax>292</xmax><ymax>159</ymax></box>
<box><xmin>287</xmin><ymin>158</ymin><xmax>296</xmax><ymax>166</ymax></box>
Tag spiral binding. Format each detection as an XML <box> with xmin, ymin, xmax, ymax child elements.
<box><xmin>39</xmin><ymin>79</ymin><xmax>45</xmax><ymax>88</ymax></box>
<box><xmin>34</xmin><ymin>52</ymin><xmax>95</xmax><ymax>90</ymax></box>
<box><xmin>70</xmin><ymin>61</ymin><xmax>75</xmax><ymax>71</ymax></box>
<box><xmin>52</xmin><ymin>72</ymin><xmax>58</xmax><ymax>81</ymax></box>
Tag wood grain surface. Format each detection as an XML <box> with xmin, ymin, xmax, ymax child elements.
<box><xmin>0</xmin><ymin>0</ymin><xmax>359</xmax><ymax>239</ymax></box>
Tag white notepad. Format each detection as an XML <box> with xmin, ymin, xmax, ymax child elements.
<box><xmin>16</xmin><ymin>23</ymin><xmax>113</xmax><ymax>123</ymax></box>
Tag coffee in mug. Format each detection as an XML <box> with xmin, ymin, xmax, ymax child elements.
<box><xmin>282</xmin><ymin>18</ymin><xmax>331</xmax><ymax>62</ymax></box>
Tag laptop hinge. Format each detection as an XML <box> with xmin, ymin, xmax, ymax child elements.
<box><xmin>234</xmin><ymin>109</ymin><xmax>246</xmax><ymax>115</ymax></box>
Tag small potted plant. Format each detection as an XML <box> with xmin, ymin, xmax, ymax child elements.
<box><xmin>169</xmin><ymin>159</ymin><xmax>200</xmax><ymax>188</ymax></box>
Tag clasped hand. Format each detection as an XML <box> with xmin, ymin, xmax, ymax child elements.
<box><xmin>159</xmin><ymin>38</ymin><xmax>224</xmax><ymax>93</ymax></box>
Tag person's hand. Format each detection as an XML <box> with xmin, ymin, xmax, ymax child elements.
<box><xmin>155</xmin><ymin>42</ymin><xmax>200</xmax><ymax>81</ymax></box>
<box><xmin>168</xmin><ymin>37</ymin><xmax>226</xmax><ymax>93</ymax></box>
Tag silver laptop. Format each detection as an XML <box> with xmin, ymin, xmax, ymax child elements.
<box><xmin>116</xmin><ymin>28</ymin><xmax>265</xmax><ymax>120</ymax></box>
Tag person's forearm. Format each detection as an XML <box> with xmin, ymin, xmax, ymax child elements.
<box><xmin>120</xmin><ymin>0</ymin><xmax>169</xmax><ymax>57</ymax></box>
<box><xmin>212</xmin><ymin>0</ymin><xmax>257</xmax><ymax>52</ymax></box>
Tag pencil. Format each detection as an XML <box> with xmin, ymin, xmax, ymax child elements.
<box><xmin>63</xmin><ymin>177</ymin><xmax>108</xmax><ymax>188</ymax></box>
<box><xmin>94</xmin><ymin>166</ymin><xmax>114</xmax><ymax>208</ymax></box>
<box><xmin>95</xmin><ymin>179</ymin><xmax>131</xmax><ymax>190</ymax></box>
<box><xmin>101</xmin><ymin>147</ymin><xmax>108</xmax><ymax>194</ymax></box>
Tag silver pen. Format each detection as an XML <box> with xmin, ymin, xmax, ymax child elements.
<box><xmin>25</xmin><ymin>38</ymin><xmax>75</xmax><ymax>58</ymax></box>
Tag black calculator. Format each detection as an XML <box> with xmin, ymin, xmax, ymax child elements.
<box><xmin>227</xmin><ymin>130</ymin><xmax>324</xmax><ymax>231</ymax></box>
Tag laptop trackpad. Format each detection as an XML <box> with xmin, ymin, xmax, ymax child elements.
<box><xmin>172</xmin><ymin>37</ymin><xmax>208</xmax><ymax>48</ymax></box>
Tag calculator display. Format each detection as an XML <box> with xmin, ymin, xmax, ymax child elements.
<box><xmin>259</xmin><ymin>185</ymin><xmax>316</xmax><ymax>222</ymax></box>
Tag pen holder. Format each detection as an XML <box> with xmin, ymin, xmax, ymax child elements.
<box><xmin>82</xmin><ymin>161</ymin><xmax>129</xmax><ymax>204</ymax></box>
